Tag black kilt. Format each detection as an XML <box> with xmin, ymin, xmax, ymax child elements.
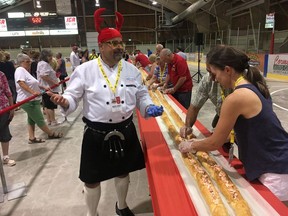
<box><xmin>79</xmin><ymin>115</ymin><xmax>145</xmax><ymax>184</ymax></box>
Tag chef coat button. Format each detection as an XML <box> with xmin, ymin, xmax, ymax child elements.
<box><xmin>122</xmin><ymin>116</ymin><xmax>125</xmax><ymax>119</ymax></box>
<box><xmin>121</xmin><ymin>84</ymin><xmax>124</xmax><ymax>87</ymax></box>
<box><xmin>109</xmin><ymin>119</ymin><xmax>112</xmax><ymax>122</ymax></box>
<box><xmin>121</xmin><ymin>100</ymin><xmax>124</xmax><ymax>104</ymax></box>
<box><xmin>103</xmin><ymin>85</ymin><xmax>107</xmax><ymax>88</ymax></box>
<box><xmin>106</xmin><ymin>101</ymin><xmax>109</xmax><ymax>105</ymax></box>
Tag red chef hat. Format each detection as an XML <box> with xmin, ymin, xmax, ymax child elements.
<box><xmin>94</xmin><ymin>8</ymin><xmax>124</xmax><ymax>43</ymax></box>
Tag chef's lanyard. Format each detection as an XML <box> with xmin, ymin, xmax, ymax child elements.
<box><xmin>220</xmin><ymin>75</ymin><xmax>244</xmax><ymax>144</ymax></box>
<box><xmin>98</xmin><ymin>58</ymin><xmax>122</xmax><ymax>95</ymax></box>
<box><xmin>159</xmin><ymin>63</ymin><xmax>166</xmax><ymax>82</ymax></box>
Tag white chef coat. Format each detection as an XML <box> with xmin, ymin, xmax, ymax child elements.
<box><xmin>61</xmin><ymin>57</ymin><xmax>153</xmax><ymax>123</ymax></box>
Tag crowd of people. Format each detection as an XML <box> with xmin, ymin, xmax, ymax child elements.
<box><xmin>0</xmin><ymin>7</ymin><xmax>288</xmax><ymax>216</ymax></box>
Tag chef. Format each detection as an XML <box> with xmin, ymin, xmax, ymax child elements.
<box><xmin>48</xmin><ymin>8</ymin><xmax>163</xmax><ymax>216</ymax></box>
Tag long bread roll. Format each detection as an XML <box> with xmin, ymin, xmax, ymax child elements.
<box><xmin>184</xmin><ymin>153</ymin><xmax>229</xmax><ymax>216</ymax></box>
<box><xmin>196</xmin><ymin>151</ymin><xmax>252</xmax><ymax>216</ymax></box>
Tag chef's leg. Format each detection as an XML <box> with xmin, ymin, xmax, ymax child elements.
<box><xmin>84</xmin><ymin>183</ymin><xmax>101</xmax><ymax>216</ymax></box>
<box><xmin>115</xmin><ymin>174</ymin><xmax>130</xmax><ymax>209</ymax></box>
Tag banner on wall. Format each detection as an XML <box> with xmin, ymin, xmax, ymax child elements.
<box><xmin>268</xmin><ymin>54</ymin><xmax>288</xmax><ymax>75</ymax></box>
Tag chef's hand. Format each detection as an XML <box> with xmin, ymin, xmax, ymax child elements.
<box><xmin>46</xmin><ymin>91</ymin><xmax>69</xmax><ymax>108</ymax></box>
<box><xmin>146</xmin><ymin>105</ymin><xmax>164</xmax><ymax>117</ymax></box>
<box><xmin>179</xmin><ymin>126</ymin><xmax>193</xmax><ymax>138</ymax></box>
<box><xmin>179</xmin><ymin>139</ymin><xmax>196</xmax><ymax>153</ymax></box>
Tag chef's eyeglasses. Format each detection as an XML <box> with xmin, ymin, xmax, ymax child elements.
<box><xmin>104</xmin><ymin>40</ymin><xmax>125</xmax><ymax>47</ymax></box>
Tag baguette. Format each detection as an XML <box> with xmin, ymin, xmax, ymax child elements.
<box><xmin>154</xmin><ymin>90</ymin><xmax>185</xmax><ymax>129</ymax></box>
<box><xmin>150</xmin><ymin>90</ymin><xmax>229</xmax><ymax>215</ymax></box>
<box><xmin>184</xmin><ymin>153</ymin><xmax>229</xmax><ymax>216</ymax></box>
<box><xmin>196</xmin><ymin>151</ymin><xmax>252</xmax><ymax>216</ymax></box>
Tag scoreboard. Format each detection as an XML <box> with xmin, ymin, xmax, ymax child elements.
<box><xmin>0</xmin><ymin>12</ymin><xmax>78</xmax><ymax>37</ymax></box>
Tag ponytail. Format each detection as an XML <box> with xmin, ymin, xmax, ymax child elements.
<box><xmin>244</xmin><ymin>66</ymin><xmax>270</xmax><ymax>99</ymax></box>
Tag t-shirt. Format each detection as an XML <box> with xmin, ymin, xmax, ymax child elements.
<box><xmin>14</xmin><ymin>66</ymin><xmax>41</xmax><ymax>102</ymax></box>
<box><xmin>135</xmin><ymin>53</ymin><xmax>150</xmax><ymax>68</ymax></box>
<box><xmin>37</xmin><ymin>61</ymin><xmax>60</xmax><ymax>92</ymax></box>
<box><xmin>168</xmin><ymin>54</ymin><xmax>192</xmax><ymax>92</ymax></box>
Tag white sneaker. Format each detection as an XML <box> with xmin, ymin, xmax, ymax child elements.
<box><xmin>3</xmin><ymin>157</ymin><xmax>16</xmax><ymax>166</ymax></box>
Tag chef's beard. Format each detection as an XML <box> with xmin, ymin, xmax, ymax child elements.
<box><xmin>113</xmin><ymin>49</ymin><xmax>124</xmax><ymax>62</ymax></box>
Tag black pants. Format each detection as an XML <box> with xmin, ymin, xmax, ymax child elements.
<box><xmin>172</xmin><ymin>91</ymin><xmax>192</xmax><ymax>110</ymax></box>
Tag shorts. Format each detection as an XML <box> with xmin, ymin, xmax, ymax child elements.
<box><xmin>42</xmin><ymin>93</ymin><xmax>58</xmax><ymax>109</ymax></box>
<box><xmin>259</xmin><ymin>173</ymin><xmax>288</xmax><ymax>201</ymax></box>
<box><xmin>0</xmin><ymin>112</ymin><xmax>12</xmax><ymax>142</ymax></box>
<box><xmin>21</xmin><ymin>100</ymin><xmax>46</xmax><ymax>127</ymax></box>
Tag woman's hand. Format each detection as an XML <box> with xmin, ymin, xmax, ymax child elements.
<box><xmin>8</xmin><ymin>110</ymin><xmax>14</xmax><ymax>123</ymax></box>
<box><xmin>178</xmin><ymin>139</ymin><xmax>196</xmax><ymax>153</ymax></box>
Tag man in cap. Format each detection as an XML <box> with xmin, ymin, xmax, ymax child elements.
<box><xmin>48</xmin><ymin>8</ymin><xmax>163</xmax><ymax>216</ymax></box>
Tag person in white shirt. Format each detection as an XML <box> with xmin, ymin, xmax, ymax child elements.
<box><xmin>69</xmin><ymin>44</ymin><xmax>80</xmax><ymax>72</ymax></box>
<box><xmin>37</xmin><ymin>49</ymin><xmax>61</xmax><ymax>126</ymax></box>
<box><xmin>14</xmin><ymin>53</ymin><xmax>62</xmax><ymax>143</ymax></box>
<box><xmin>48</xmin><ymin>8</ymin><xmax>163</xmax><ymax>216</ymax></box>
<box><xmin>176</xmin><ymin>46</ymin><xmax>187</xmax><ymax>60</ymax></box>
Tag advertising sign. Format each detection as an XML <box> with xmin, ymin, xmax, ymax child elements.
<box><xmin>0</xmin><ymin>19</ymin><xmax>7</xmax><ymax>31</ymax></box>
<box><xmin>265</xmin><ymin>13</ymin><xmax>275</xmax><ymax>29</ymax></box>
<box><xmin>65</xmin><ymin>16</ymin><xmax>77</xmax><ymax>29</ymax></box>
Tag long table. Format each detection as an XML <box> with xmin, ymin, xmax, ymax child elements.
<box><xmin>136</xmin><ymin>95</ymin><xmax>288</xmax><ymax>216</ymax></box>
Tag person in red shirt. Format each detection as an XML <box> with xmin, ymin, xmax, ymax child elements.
<box><xmin>134</xmin><ymin>50</ymin><xmax>151</xmax><ymax>72</ymax></box>
<box><xmin>160</xmin><ymin>48</ymin><xmax>193</xmax><ymax>109</ymax></box>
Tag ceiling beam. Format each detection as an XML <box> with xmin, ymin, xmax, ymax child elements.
<box><xmin>0</xmin><ymin>0</ymin><xmax>31</xmax><ymax>14</ymax></box>
<box><xmin>123</xmin><ymin>0</ymin><xmax>162</xmax><ymax>13</ymax></box>
<box><xmin>225</xmin><ymin>0</ymin><xmax>265</xmax><ymax>16</ymax></box>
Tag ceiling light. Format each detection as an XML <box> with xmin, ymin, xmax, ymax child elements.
<box><xmin>95</xmin><ymin>0</ymin><xmax>100</xmax><ymax>7</ymax></box>
<box><xmin>152</xmin><ymin>1</ymin><xmax>157</xmax><ymax>5</ymax></box>
<box><xmin>36</xmin><ymin>1</ymin><xmax>41</xmax><ymax>8</ymax></box>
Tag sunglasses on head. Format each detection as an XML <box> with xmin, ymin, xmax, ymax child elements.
<box><xmin>104</xmin><ymin>40</ymin><xmax>125</xmax><ymax>47</ymax></box>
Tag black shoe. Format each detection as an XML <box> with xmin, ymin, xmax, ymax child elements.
<box><xmin>115</xmin><ymin>202</ymin><xmax>135</xmax><ymax>216</ymax></box>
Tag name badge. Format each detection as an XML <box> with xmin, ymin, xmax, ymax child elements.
<box><xmin>111</xmin><ymin>96</ymin><xmax>122</xmax><ymax>112</ymax></box>
<box><xmin>112</xmin><ymin>96</ymin><xmax>120</xmax><ymax>104</ymax></box>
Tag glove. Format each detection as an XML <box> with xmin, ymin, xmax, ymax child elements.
<box><xmin>179</xmin><ymin>126</ymin><xmax>193</xmax><ymax>138</ymax></box>
<box><xmin>146</xmin><ymin>105</ymin><xmax>164</xmax><ymax>117</ymax></box>
<box><xmin>178</xmin><ymin>139</ymin><xmax>196</xmax><ymax>153</ymax></box>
